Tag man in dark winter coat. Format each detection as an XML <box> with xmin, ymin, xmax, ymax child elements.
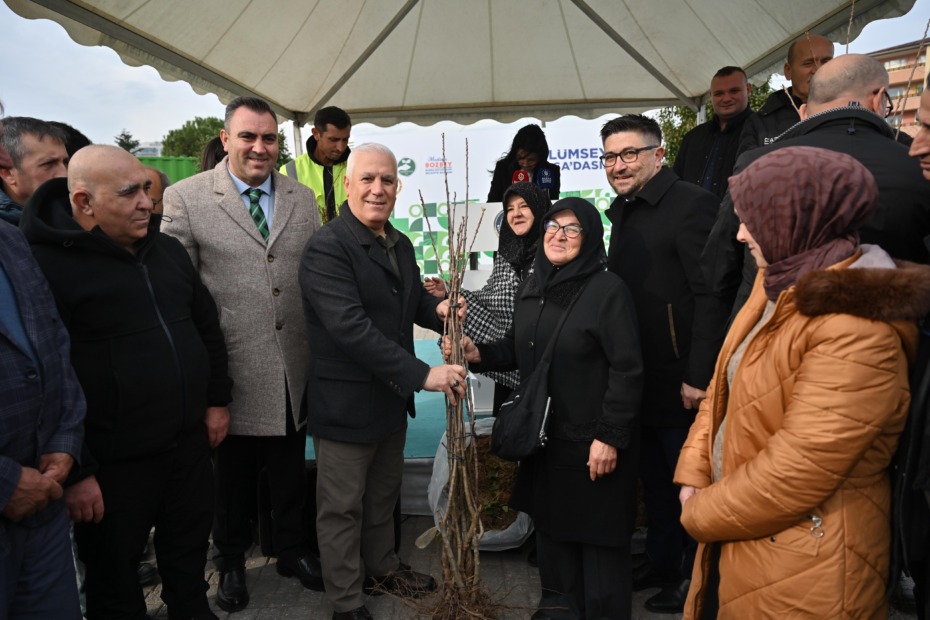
<box><xmin>0</xmin><ymin>108</ymin><xmax>85</xmax><ymax>618</ymax></box>
<box><xmin>673</xmin><ymin>66</ymin><xmax>754</xmax><ymax>199</ymax></box>
<box><xmin>300</xmin><ymin>143</ymin><xmax>467</xmax><ymax>620</ymax></box>
<box><xmin>736</xmin><ymin>33</ymin><xmax>833</xmax><ymax>155</ymax></box>
<box><xmin>20</xmin><ymin>145</ymin><xmax>233</xmax><ymax>620</ymax></box>
<box><xmin>706</xmin><ymin>54</ymin><xmax>930</xmax><ymax>318</ymax></box>
<box><xmin>901</xmin><ymin>76</ymin><xmax>930</xmax><ymax>620</ymax></box>
<box><xmin>600</xmin><ymin>115</ymin><xmax>730</xmax><ymax>614</ymax></box>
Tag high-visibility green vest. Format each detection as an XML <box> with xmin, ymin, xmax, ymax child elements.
<box><xmin>280</xmin><ymin>154</ymin><xmax>348</xmax><ymax>224</ymax></box>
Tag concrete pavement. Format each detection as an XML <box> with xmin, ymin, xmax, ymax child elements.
<box><xmin>143</xmin><ymin>515</ymin><xmax>918</xmax><ymax>619</ymax></box>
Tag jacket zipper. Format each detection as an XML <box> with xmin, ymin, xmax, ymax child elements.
<box><xmin>691</xmin><ymin>542</ymin><xmax>713</xmax><ymax>618</ymax></box>
<box><xmin>139</xmin><ymin>263</ymin><xmax>187</xmax><ymax>434</ymax></box>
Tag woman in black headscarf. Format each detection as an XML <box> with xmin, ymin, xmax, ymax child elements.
<box><xmin>460</xmin><ymin>197</ymin><xmax>644</xmax><ymax>619</ymax></box>
<box><xmin>426</xmin><ymin>182</ymin><xmax>550</xmax><ymax>413</ymax></box>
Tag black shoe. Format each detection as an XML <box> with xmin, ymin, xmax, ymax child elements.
<box><xmin>644</xmin><ymin>578</ymin><xmax>691</xmax><ymax>614</ymax></box>
<box><xmin>216</xmin><ymin>567</ymin><xmax>249</xmax><ymax>613</ymax></box>
<box><xmin>364</xmin><ymin>566</ymin><xmax>436</xmax><ymax>598</ymax></box>
<box><xmin>137</xmin><ymin>561</ymin><xmax>158</xmax><ymax>586</ymax></box>
<box><xmin>332</xmin><ymin>606</ymin><xmax>374</xmax><ymax>620</ymax></box>
<box><xmin>363</xmin><ymin>560</ymin><xmax>408</xmax><ymax>596</ymax></box>
<box><xmin>632</xmin><ymin>563</ymin><xmax>678</xmax><ymax>591</ymax></box>
<box><xmin>276</xmin><ymin>553</ymin><xmax>325</xmax><ymax>591</ymax></box>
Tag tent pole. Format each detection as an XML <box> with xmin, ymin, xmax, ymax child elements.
<box><xmin>292</xmin><ymin>122</ymin><xmax>304</xmax><ymax>157</ymax></box>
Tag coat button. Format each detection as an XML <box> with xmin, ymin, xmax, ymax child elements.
<box><xmin>267</xmin><ymin>255</ymin><xmax>275</xmax><ymax>263</ymax></box>
<box><xmin>392</xmin><ymin>287</ymin><xmax>398</xmax><ymax>294</ymax></box>
<box><xmin>272</xmin><ymin>288</ymin><xmax>280</xmax><ymax>296</ymax></box>
<box><xmin>528</xmin><ymin>341</ymin><xmax>534</xmax><ymax>348</ymax></box>
<box><xmin>25</xmin><ymin>371</ymin><xmax>38</xmax><ymax>380</ymax></box>
<box><xmin>539</xmin><ymin>299</ymin><xmax>544</xmax><ymax>306</ymax></box>
<box><xmin>275</xmin><ymin>321</ymin><xmax>284</xmax><ymax>330</ymax></box>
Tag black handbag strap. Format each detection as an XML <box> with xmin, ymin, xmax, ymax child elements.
<box><xmin>538</xmin><ymin>276</ymin><xmax>592</xmax><ymax>365</ymax></box>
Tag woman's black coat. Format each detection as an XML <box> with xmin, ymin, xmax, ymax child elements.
<box><xmin>477</xmin><ymin>270</ymin><xmax>643</xmax><ymax>546</ymax></box>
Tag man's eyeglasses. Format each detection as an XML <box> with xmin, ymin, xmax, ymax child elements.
<box><xmin>598</xmin><ymin>145</ymin><xmax>659</xmax><ymax>167</ymax></box>
<box><xmin>544</xmin><ymin>221</ymin><xmax>583</xmax><ymax>238</ymax></box>
<box><xmin>882</xmin><ymin>89</ymin><xmax>895</xmax><ymax>119</ymax></box>
<box><xmin>873</xmin><ymin>88</ymin><xmax>895</xmax><ymax>118</ymax></box>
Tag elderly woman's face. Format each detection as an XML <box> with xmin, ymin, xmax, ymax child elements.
<box><xmin>543</xmin><ymin>210</ymin><xmax>584</xmax><ymax>266</ymax></box>
<box><xmin>736</xmin><ymin>221</ymin><xmax>768</xmax><ymax>268</ymax></box>
<box><xmin>505</xmin><ymin>195</ymin><xmax>535</xmax><ymax>237</ymax></box>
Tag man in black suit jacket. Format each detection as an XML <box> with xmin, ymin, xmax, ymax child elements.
<box><xmin>299</xmin><ymin>143</ymin><xmax>466</xmax><ymax>620</ymax></box>
<box><xmin>600</xmin><ymin>115</ymin><xmax>730</xmax><ymax>614</ymax></box>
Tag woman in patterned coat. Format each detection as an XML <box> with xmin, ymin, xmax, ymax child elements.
<box><xmin>426</xmin><ymin>182</ymin><xmax>550</xmax><ymax>412</ymax></box>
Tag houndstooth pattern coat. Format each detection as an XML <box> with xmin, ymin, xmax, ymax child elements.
<box><xmin>462</xmin><ymin>255</ymin><xmax>533</xmax><ymax>389</ymax></box>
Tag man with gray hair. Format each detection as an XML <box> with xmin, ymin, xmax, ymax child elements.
<box><xmin>0</xmin><ymin>117</ymin><xmax>68</xmax><ymax>225</ymax></box>
<box><xmin>704</xmin><ymin>53</ymin><xmax>930</xmax><ymax>317</ymax></box>
<box><xmin>300</xmin><ymin>142</ymin><xmax>466</xmax><ymax>620</ymax></box>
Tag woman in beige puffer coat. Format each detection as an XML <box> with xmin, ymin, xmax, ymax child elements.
<box><xmin>673</xmin><ymin>147</ymin><xmax>930</xmax><ymax>619</ymax></box>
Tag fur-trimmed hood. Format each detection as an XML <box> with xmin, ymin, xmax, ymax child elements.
<box><xmin>675</xmin><ymin>246</ymin><xmax>919</xmax><ymax>620</ymax></box>
<box><xmin>795</xmin><ymin>245</ymin><xmax>930</xmax><ymax>322</ymax></box>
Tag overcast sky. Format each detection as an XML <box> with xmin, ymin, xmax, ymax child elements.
<box><xmin>2</xmin><ymin>0</ymin><xmax>929</xmax><ymax>149</ymax></box>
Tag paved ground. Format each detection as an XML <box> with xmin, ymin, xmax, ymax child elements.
<box><xmin>142</xmin><ymin>515</ymin><xmax>919</xmax><ymax>619</ymax></box>
<box><xmin>141</xmin><ymin>515</ymin><xmax>670</xmax><ymax>619</ymax></box>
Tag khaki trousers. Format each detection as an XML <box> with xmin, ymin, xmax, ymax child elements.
<box><xmin>314</xmin><ymin>423</ymin><xmax>406</xmax><ymax>612</ymax></box>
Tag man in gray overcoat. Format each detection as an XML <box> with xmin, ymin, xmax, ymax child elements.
<box><xmin>162</xmin><ymin>96</ymin><xmax>323</xmax><ymax>613</ymax></box>
<box><xmin>299</xmin><ymin>143</ymin><xmax>466</xmax><ymax>620</ymax></box>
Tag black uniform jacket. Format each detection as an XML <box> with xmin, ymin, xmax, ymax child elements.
<box><xmin>736</xmin><ymin>87</ymin><xmax>802</xmax><ymax>156</ymax></box>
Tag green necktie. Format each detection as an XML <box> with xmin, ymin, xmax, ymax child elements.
<box><xmin>247</xmin><ymin>188</ymin><xmax>269</xmax><ymax>240</ymax></box>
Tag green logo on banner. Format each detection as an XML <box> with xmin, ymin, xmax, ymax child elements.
<box><xmin>398</xmin><ymin>157</ymin><xmax>416</xmax><ymax>176</ymax></box>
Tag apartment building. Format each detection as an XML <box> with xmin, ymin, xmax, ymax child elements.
<box><xmin>869</xmin><ymin>39</ymin><xmax>927</xmax><ymax>137</ymax></box>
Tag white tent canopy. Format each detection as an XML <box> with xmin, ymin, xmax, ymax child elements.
<box><xmin>6</xmin><ymin>0</ymin><xmax>915</xmax><ymax>129</ymax></box>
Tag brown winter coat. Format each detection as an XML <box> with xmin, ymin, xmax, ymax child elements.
<box><xmin>674</xmin><ymin>248</ymin><xmax>930</xmax><ymax>619</ymax></box>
